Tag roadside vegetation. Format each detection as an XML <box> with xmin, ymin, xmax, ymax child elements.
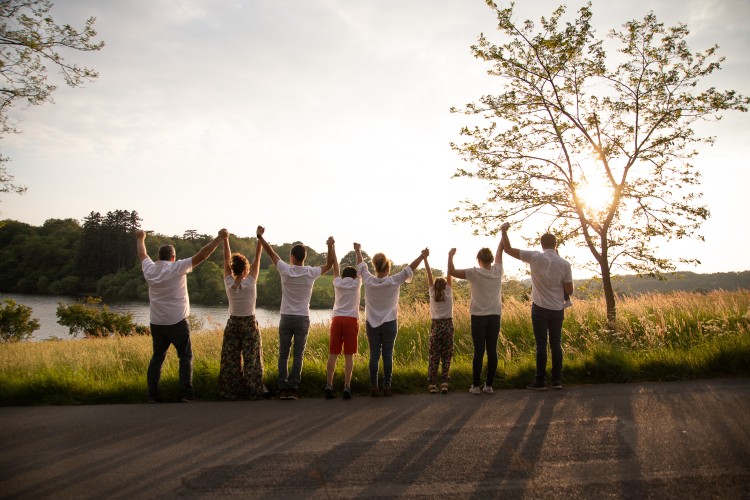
<box><xmin>1</xmin><ymin>290</ymin><xmax>748</xmax><ymax>405</ymax></box>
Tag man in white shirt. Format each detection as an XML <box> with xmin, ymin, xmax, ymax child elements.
<box><xmin>256</xmin><ymin>226</ymin><xmax>334</xmax><ymax>400</ymax></box>
<box><xmin>137</xmin><ymin>228</ymin><xmax>225</xmax><ymax>403</ymax></box>
<box><xmin>501</xmin><ymin>222</ymin><xmax>573</xmax><ymax>390</ymax></box>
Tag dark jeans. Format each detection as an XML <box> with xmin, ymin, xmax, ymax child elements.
<box><xmin>148</xmin><ymin>319</ymin><xmax>193</xmax><ymax>399</ymax></box>
<box><xmin>470</xmin><ymin>314</ymin><xmax>501</xmax><ymax>387</ymax></box>
<box><xmin>278</xmin><ymin>314</ymin><xmax>311</xmax><ymax>390</ymax></box>
<box><xmin>531</xmin><ymin>303</ymin><xmax>565</xmax><ymax>382</ymax></box>
<box><xmin>366</xmin><ymin>319</ymin><xmax>398</xmax><ymax>388</ymax></box>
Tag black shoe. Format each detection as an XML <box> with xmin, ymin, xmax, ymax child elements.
<box><xmin>180</xmin><ymin>395</ymin><xmax>196</xmax><ymax>403</ymax></box>
<box><xmin>343</xmin><ymin>386</ymin><xmax>352</xmax><ymax>400</ymax></box>
<box><xmin>527</xmin><ymin>381</ymin><xmax>547</xmax><ymax>391</ymax></box>
<box><xmin>551</xmin><ymin>380</ymin><xmax>563</xmax><ymax>390</ymax></box>
<box><xmin>147</xmin><ymin>396</ymin><xmax>159</xmax><ymax>404</ymax></box>
<box><xmin>278</xmin><ymin>389</ymin><xmax>289</xmax><ymax>400</ymax></box>
<box><xmin>286</xmin><ymin>388</ymin><xmax>298</xmax><ymax>400</ymax></box>
<box><xmin>325</xmin><ymin>385</ymin><xmax>335</xmax><ymax>399</ymax></box>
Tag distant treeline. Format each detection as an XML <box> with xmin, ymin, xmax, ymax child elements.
<box><xmin>2</xmin><ymin>213</ymin><xmax>746</xmax><ymax>307</ymax></box>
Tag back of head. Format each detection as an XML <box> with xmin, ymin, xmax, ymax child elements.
<box><xmin>433</xmin><ymin>276</ymin><xmax>447</xmax><ymax>302</ymax></box>
<box><xmin>341</xmin><ymin>266</ymin><xmax>357</xmax><ymax>279</ymax></box>
<box><xmin>158</xmin><ymin>245</ymin><xmax>175</xmax><ymax>261</ymax></box>
<box><xmin>291</xmin><ymin>244</ymin><xmax>306</xmax><ymax>264</ymax></box>
<box><xmin>540</xmin><ymin>233</ymin><xmax>557</xmax><ymax>250</ymax></box>
<box><xmin>372</xmin><ymin>253</ymin><xmax>391</xmax><ymax>274</ymax></box>
<box><xmin>476</xmin><ymin>247</ymin><xmax>494</xmax><ymax>265</ymax></box>
<box><xmin>231</xmin><ymin>253</ymin><xmax>249</xmax><ymax>278</ymax></box>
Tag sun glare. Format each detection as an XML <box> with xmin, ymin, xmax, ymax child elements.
<box><xmin>576</xmin><ymin>181</ymin><xmax>612</xmax><ymax>215</ymax></box>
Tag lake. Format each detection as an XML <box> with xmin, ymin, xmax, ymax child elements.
<box><xmin>1</xmin><ymin>293</ymin><xmax>333</xmax><ymax>341</ymax></box>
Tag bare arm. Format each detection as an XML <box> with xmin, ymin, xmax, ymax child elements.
<box><xmin>256</xmin><ymin>226</ymin><xmax>280</xmax><ymax>265</ymax></box>
<box><xmin>447</xmin><ymin>248</ymin><xmax>467</xmax><ymax>279</ymax></box>
<box><xmin>500</xmin><ymin>222</ymin><xmax>521</xmax><ymax>260</ymax></box>
<box><xmin>136</xmin><ymin>230</ymin><xmax>149</xmax><ymax>262</ymax></box>
<box><xmin>409</xmin><ymin>247</ymin><xmax>429</xmax><ymax>272</ymax></box>
<box><xmin>249</xmin><ymin>239</ymin><xmax>262</xmax><ymax>280</ymax></box>
<box><xmin>222</xmin><ymin>232</ymin><xmax>232</xmax><ymax>278</ymax></box>
<box><xmin>424</xmin><ymin>257</ymin><xmax>434</xmax><ymax>286</ymax></box>
<box><xmin>328</xmin><ymin>237</ymin><xmax>339</xmax><ymax>278</ymax></box>
<box><xmin>192</xmin><ymin>229</ymin><xmax>226</xmax><ymax>268</ymax></box>
<box><xmin>354</xmin><ymin>243</ymin><xmax>363</xmax><ymax>265</ymax></box>
<box><xmin>564</xmin><ymin>281</ymin><xmax>574</xmax><ymax>296</ymax></box>
<box><xmin>319</xmin><ymin>237</ymin><xmax>334</xmax><ymax>275</ymax></box>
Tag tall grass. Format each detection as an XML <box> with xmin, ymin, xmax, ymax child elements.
<box><xmin>1</xmin><ymin>290</ymin><xmax>749</xmax><ymax>405</ymax></box>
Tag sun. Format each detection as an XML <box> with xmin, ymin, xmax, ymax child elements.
<box><xmin>576</xmin><ymin>181</ymin><xmax>612</xmax><ymax>215</ymax></box>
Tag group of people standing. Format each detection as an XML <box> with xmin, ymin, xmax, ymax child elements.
<box><xmin>135</xmin><ymin>222</ymin><xmax>572</xmax><ymax>403</ymax></box>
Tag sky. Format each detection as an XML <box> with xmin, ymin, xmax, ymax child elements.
<box><xmin>2</xmin><ymin>0</ymin><xmax>749</xmax><ymax>278</ymax></box>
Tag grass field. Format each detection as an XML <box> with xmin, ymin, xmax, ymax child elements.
<box><xmin>1</xmin><ymin>290</ymin><xmax>748</xmax><ymax>405</ymax></box>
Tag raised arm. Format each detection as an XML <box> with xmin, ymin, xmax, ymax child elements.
<box><xmin>500</xmin><ymin>222</ymin><xmax>521</xmax><ymax>260</ymax></box>
<box><xmin>256</xmin><ymin>226</ymin><xmax>280</xmax><ymax>265</ymax></box>
<box><xmin>328</xmin><ymin>236</ymin><xmax>339</xmax><ymax>278</ymax></box>
<box><xmin>136</xmin><ymin>230</ymin><xmax>149</xmax><ymax>262</ymax></box>
<box><xmin>354</xmin><ymin>242</ymin><xmax>363</xmax><ymax>265</ymax></box>
<box><xmin>319</xmin><ymin>236</ymin><xmax>334</xmax><ymax>275</ymax></box>
<box><xmin>447</xmin><ymin>248</ymin><xmax>467</xmax><ymax>279</ymax></box>
<box><xmin>192</xmin><ymin>229</ymin><xmax>226</xmax><ymax>268</ymax></box>
<box><xmin>409</xmin><ymin>247</ymin><xmax>429</xmax><ymax>272</ymax></box>
<box><xmin>249</xmin><ymin>238</ymin><xmax>263</xmax><ymax>280</ymax></box>
<box><xmin>222</xmin><ymin>231</ymin><xmax>232</xmax><ymax>278</ymax></box>
<box><xmin>424</xmin><ymin>256</ymin><xmax>434</xmax><ymax>286</ymax></box>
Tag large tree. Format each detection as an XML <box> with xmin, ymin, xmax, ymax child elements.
<box><xmin>0</xmin><ymin>0</ymin><xmax>103</xmax><ymax>196</ymax></box>
<box><xmin>451</xmin><ymin>2</ymin><xmax>749</xmax><ymax>327</ymax></box>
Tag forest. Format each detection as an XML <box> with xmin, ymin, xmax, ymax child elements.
<box><xmin>1</xmin><ymin>211</ymin><xmax>748</xmax><ymax>308</ymax></box>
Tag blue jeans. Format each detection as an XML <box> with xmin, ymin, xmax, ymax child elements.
<box><xmin>148</xmin><ymin>319</ymin><xmax>193</xmax><ymax>399</ymax></box>
<box><xmin>278</xmin><ymin>314</ymin><xmax>310</xmax><ymax>390</ymax></box>
<box><xmin>531</xmin><ymin>303</ymin><xmax>564</xmax><ymax>382</ymax></box>
<box><xmin>470</xmin><ymin>314</ymin><xmax>501</xmax><ymax>387</ymax></box>
<box><xmin>366</xmin><ymin>319</ymin><xmax>398</xmax><ymax>388</ymax></box>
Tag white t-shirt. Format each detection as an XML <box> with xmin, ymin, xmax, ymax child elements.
<box><xmin>224</xmin><ymin>275</ymin><xmax>257</xmax><ymax>317</ymax></box>
<box><xmin>357</xmin><ymin>262</ymin><xmax>413</xmax><ymax>328</ymax></box>
<box><xmin>464</xmin><ymin>263</ymin><xmax>503</xmax><ymax>316</ymax></box>
<box><xmin>277</xmin><ymin>260</ymin><xmax>323</xmax><ymax>316</ymax></box>
<box><xmin>333</xmin><ymin>276</ymin><xmax>362</xmax><ymax>318</ymax></box>
<box><xmin>141</xmin><ymin>257</ymin><xmax>193</xmax><ymax>325</ymax></box>
<box><xmin>429</xmin><ymin>285</ymin><xmax>453</xmax><ymax>319</ymax></box>
<box><xmin>519</xmin><ymin>249</ymin><xmax>573</xmax><ymax>311</ymax></box>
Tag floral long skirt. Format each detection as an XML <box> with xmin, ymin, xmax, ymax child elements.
<box><xmin>219</xmin><ymin>315</ymin><xmax>265</xmax><ymax>400</ymax></box>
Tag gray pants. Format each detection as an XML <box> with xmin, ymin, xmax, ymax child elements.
<box><xmin>277</xmin><ymin>314</ymin><xmax>310</xmax><ymax>390</ymax></box>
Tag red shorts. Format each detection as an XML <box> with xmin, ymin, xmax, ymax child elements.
<box><xmin>329</xmin><ymin>316</ymin><xmax>359</xmax><ymax>355</ymax></box>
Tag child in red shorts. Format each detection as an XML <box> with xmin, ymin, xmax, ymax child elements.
<box><xmin>325</xmin><ymin>238</ymin><xmax>362</xmax><ymax>400</ymax></box>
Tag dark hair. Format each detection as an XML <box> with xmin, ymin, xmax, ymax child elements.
<box><xmin>540</xmin><ymin>233</ymin><xmax>557</xmax><ymax>250</ymax></box>
<box><xmin>291</xmin><ymin>244</ymin><xmax>306</xmax><ymax>263</ymax></box>
<box><xmin>476</xmin><ymin>247</ymin><xmax>493</xmax><ymax>265</ymax></box>
<box><xmin>342</xmin><ymin>266</ymin><xmax>357</xmax><ymax>279</ymax></box>
<box><xmin>433</xmin><ymin>277</ymin><xmax>447</xmax><ymax>302</ymax></box>
<box><xmin>158</xmin><ymin>245</ymin><xmax>175</xmax><ymax>261</ymax></box>
<box><xmin>231</xmin><ymin>253</ymin><xmax>249</xmax><ymax>278</ymax></box>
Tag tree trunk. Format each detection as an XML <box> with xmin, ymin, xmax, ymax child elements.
<box><xmin>600</xmin><ymin>263</ymin><xmax>617</xmax><ymax>331</ymax></box>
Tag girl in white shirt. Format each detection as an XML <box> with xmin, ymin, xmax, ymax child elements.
<box><xmin>355</xmin><ymin>243</ymin><xmax>429</xmax><ymax>397</ymax></box>
<box><xmin>218</xmin><ymin>232</ymin><xmax>266</xmax><ymax>400</ymax></box>
<box><xmin>425</xmin><ymin>255</ymin><xmax>454</xmax><ymax>394</ymax></box>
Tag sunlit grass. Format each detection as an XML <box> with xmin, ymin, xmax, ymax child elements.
<box><xmin>1</xmin><ymin>290</ymin><xmax>748</xmax><ymax>405</ymax></box>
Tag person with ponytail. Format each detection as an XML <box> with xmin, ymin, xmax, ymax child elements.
<box><xmin>355</xmin><ymin>243</ymin><xmax>429</xmax><ymax>397</ymax></box>
<box><xmin>218</xmin><ymin>231</ymin><xmax>266</xmax><ymax>400</ymax></box>
<box><xmin>424</xmin><ymin>254</ymin><xmax>454</xmax><ymax>394</ymax></box>
<box><xmin>448</xmin><ymin>237</ymin><xmax>504</xmax><ymax>395</ymax></box>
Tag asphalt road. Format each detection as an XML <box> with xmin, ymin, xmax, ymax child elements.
<box><xmin>1</xmin><ymin>379</ymin><xmax>749</xmax><ymax>499</ymax></box>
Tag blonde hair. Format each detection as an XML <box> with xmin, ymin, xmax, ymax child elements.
<box><xmin>372</xmin><ymin>253</ymin><xmax>391</xmax><ymax>274</ymax></box>
<box><xmin>476</xmin><ymin>247</ymin><xmax>494</xmax><ymax>265</ymax></box>
<box><xmin>433</xmin><ymin>277</ymin><xmax>447</xmax><ymax>302</ymax></box>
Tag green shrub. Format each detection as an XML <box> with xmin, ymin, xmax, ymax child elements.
<box><xmin>0</xmin><ymin>299</ymin><xmax>40</xmax><ymax>342</ymax></box>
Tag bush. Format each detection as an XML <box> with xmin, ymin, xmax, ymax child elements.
<box><xmin>0</xmin><ymin>299</ymin><xmax>40</xmax><ymax>342</ymax></box>
<box><xmin>56</xmin><ymin>297</ymin><xmax>147</xmax><ymax>338</ymax></box>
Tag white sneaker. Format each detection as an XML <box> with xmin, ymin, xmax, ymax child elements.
<box><xmin>469</xmin><ymin>385</ymin><xmax>482</xmax><ymax>395</ymax></box>
<box><xmin>482</xmin><ymin>385</ymin><xmax>494</xmax><ymax>394</ymax></box>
